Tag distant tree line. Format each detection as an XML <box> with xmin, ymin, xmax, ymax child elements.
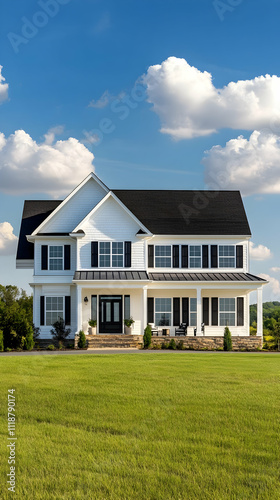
<box><xmin>250</xmin><ymin>301</ymin><xmax>280</xmax><ymax>349</ymax></box>
<box><xmin>0</xmin><ymin>285</ymin><xmax>37</xmax><ymax>351</ymax></box>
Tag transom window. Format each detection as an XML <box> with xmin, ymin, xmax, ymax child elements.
<box><xmin>219</xmin><ymin>246</ymin><xmax>235</xmax><ymax>268</ymax></box>
<box><xmin>49</xmin><ymin>246</ymin><xmax>63</xmax><ymax>270</ymax></box>
<box><xmin>99</xmin><ymin>242</ymin><xmax>124</xmax><ymax>268</ymax></box>
<box><xmin>155</xmin><ymin>298</ymin><xmax>172</xmax><ymax>326</ymax></box>
<box><xmin>189</xmin><ymin>246</ymin><xmax>201</xmax><ymax>268</ymax></box>
<box><xmin>190</xmin><ymin>298</ymin><xmax>197</xmax><ymax>326</ymax></box>
<box><xmin>155</xmin><ymin>246</ymin><xmax>172</xmax><ymax>268</ymax></box>
<box><xmin>46</xmin><ymin>297</ymin><xmax>64</xmax><ymax>326</ymax></box>
<box><xmin>219</xmin><ymin>298</ymin><xmax>235</xmax><ymax>326</ymax></box>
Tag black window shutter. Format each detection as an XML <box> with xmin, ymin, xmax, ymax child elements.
<box><xmin>41</xmin><ymin>245</ymin><xmax>48</xmax><ymax>270</ymax></box>
<box><xmin>91</xmin><ymin>242</ymin><xmax>98</xmax><ymax>267</ymax></box>
<box><xmin>124</xmin><ymin>241</ymin><xmax>131</xmax><ymax>268</ymax></box>
<box><xmin>236</xmin><ymin>245</ymin><xmax>243</xmax><ymax>268</ymax></box>
<box><xmin>203</xmin><ymin>298</ymin><xmax>209</xmax><ymax>325</ymax></box>
<box><xmin>40</xmin><ymin>296</ymin><xmax>45</xmax><ymax>326</ymax></box>
<box><xmin>211</xmin><ymin>245</ymin><xmax>218</xmax><ymax>268</ymax></box>
<box><xmin>237</xmin><ymin>297</ymin><xmax>244</xmax><ymax>326</ymax></box>
<box><xmin>182</xmin><ymin>298</ymin><xmax>189</xmax><ymax>325</ymax></box>
<box><xmin>181</xmin><ymin>245</ymin><xmax>188</xmax><ymax>268</ymax></box>
<box><xmin>148</xmin><ymin>245</ymin><xmax>154</xmax><ymax>268</ymax></box>
<box><xmin>64</xmin><ymin>245</ymin><xmax>71</xmax><ymax>270</ymax></box>
<box><xmin>211</xmin><ymin>297</ymin><xmax>218</xmax><ymax>326</ymax></box>
<box><xmin>65</xmin><ymin>296</ymin><xmax>71</xmax><ymax>326</ymax></box>
<box><xmin>147</xmin><ymin>297</ymin><xmax>154</xmax><ymax>324</ymax></box>
<box><xmin>202</xmin><ymin>245</ymin><xmax>209</xmax><ymax>268</ymax></box>
<box><xmin>173</xmin><ymin>298</ymin><xmax>180</xmax><ymax>326</ymax></box>
<box><xmin>173</xmin><ymin>245</ymin><xmax>179</xmax><ymax>268</ymax></box>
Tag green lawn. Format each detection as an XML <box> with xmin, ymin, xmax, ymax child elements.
<box><xmin>0</xmin><ymin>352</ymin><xmax>279</xmax><ymax>499</ymax></box>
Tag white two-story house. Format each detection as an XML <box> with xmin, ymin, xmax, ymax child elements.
<box><xmin>16</xmin><ymin>172</ymin><xmax>266</xmax><ymax>346</ymax></box>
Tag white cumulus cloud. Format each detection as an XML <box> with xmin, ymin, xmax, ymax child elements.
<box><xmin>271</xmin><ymin>267</ymin><xmax>280</xmax><ymax>273</ymax></box>
<box><xmin>259</xmin><ymin>274</ymin><xmax>280</xmax><ymax>301</ymax></box>
<box><xmin>0</xmin><ymin>222</ymin><xmax>18</xmax><ymax>256</ymax></box>
<box><xmin>249</xmin><ymin>242</ymin><xmax>272</xmax><ymax>261</ymax></box>
<box><xmin>143</xmin><ymin>57</ymin><xmax>280</xmax><ymax>139</ymax></box>
<box><xmin>0</xmin><ymin>129</ymin><xmax>95</xmax><ymax>197</ymax></box>
<box><xmin>203</xmin><ymin>130</ymin><xmax>280</xmax><ymax>195</ymax></box>
<box><xmin>0</xmin><ymin>66</ymin><xmax>8</xmax><ymax>103</ymax></box>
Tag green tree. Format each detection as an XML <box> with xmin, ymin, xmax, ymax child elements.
<box><xmin>78</xmin><ymin>330</ymin><xmax>87</xmax><ymax>348</ymax></box>
<box><xmin>223</xmin><ymin>327</ymin><xmax>232</xmax><ymax>351</ymax></box>
<box><xmin>50</xmin><ymin>318</ymin><xmax>71</xmax><ymax>346</ymax></box>
<box><xmin>143</xmin><ymin>325</ymin><xmax>152</xmax><ymax>349</ymax></box>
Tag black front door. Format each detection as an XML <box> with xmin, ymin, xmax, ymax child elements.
<box><xmin>99</xmin><ymin>296</ymin><xmax>122</xmax><ymax>334</ymax></box>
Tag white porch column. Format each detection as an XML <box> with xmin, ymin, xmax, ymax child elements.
<box><xmin>257</xmin><ymin>287</ymin><xmax>263</xmax><ymax>338</ymax></box>
<box><xmin>77</xmin><ymin>285</ymin><xmax>82</xmax><ymax>334</ymax></box>
<box><xmin>196</xmin><ymin>287</ymin><xmax>202</xmax><ymax>336</ymax></box>
<box><xmin>142</xmin><ymin>287</ymin><xmax>147</xmax><ymax>335</ymax></box>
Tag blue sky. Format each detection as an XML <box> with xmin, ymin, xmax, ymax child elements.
<box><xmin>0</xmin><ymin>0</ymin><xmax>280</xmax><ymax>301</ymax></box>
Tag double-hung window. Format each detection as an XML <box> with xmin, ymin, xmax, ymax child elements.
<box><xmin>99</xmin><ymin>242</ymin><xmax>124</xmax><ymax>268</ymax></box>
<box><xmin>155</xmin><ymin>298</ymin><xmax>172</xmax><ymax>326</ymax></box>
<box><xmin>45</xmin><ymin>297</ymin><xmax>64</xmax><ymax>325</ymax></box>
<box><xmin>155</xmin><ymin>246</ymin><xmax>172</xmax><ymax>268</ymax></box>
<box><xmin>190</xmin><ymin>298</ymin><xmax>197</xmax><ymax>326</ymax></box>
<box><xmin>219</xmin><ymin>298</ymin><xmax>235</xmax><ymax>326</ymax></box>
<box><xmin>189</xmin><ymin>246</ymin><xmax>201</xmax><ymax>268</ymax></box>
<box><xmin>219</xmin><ymin>246</ymin><xmax>235</xmax><ymax>267</ymax></box>
<box><xmin>49</xmin><ymin>246</ymin><xmax>63</xmax><ymax>270</ymax></box>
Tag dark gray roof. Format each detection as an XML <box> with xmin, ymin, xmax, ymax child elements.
<box><xmin>17</xmin><ymin>189</ymin><xmax>251</xmax><ymax>260</ymax></box>
<box><xmin>148</xmin><ymin>272</ymin><xmax>266</xmax><ymax>282</ymax></box>
<box><xmin>74</xmin><ymin>271</ymin><xmax>149</xmax><ymax>281</ymax></box>
<box><xmin>16</xmin><ymin>200</ymin><xmax>62</xmax><ymax>260</ymax></box>
<box><xmin>113</xmin><ymin>190</ymin><xmax>251</xmax><ymax>235</ymax></box>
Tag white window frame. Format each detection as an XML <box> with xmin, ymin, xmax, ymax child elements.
<box><xmin>99</xmin><ymin>242</ymin><xmax>124</xmax><ymax>268</ymax></box>
<box><xmin>189</xmin><ymin>245</ymin><xmax>202</xmax><ymax>268</ymax></box>
<box><xmin>155</xmin><ymin>298</ymin><xmax>172</xmax><ymax>326</ymax></box>
<box><xmin>155</xmin><ymin>245</ymin><xmax>172</xmax><ymax>268</ymax></box>
<box><xmin>45</xmin><ymin>296</ymin><xmax>64</xmax><ymax>326</ymax></box>
<box><xmin>218</xmin><ymin>245</ymin><xmax>236</xmax><ymax>268</ymax></box>
<box><xmin>219</xmin><ymin>298</ymin><xmax>236</xmax><ymax>326</ymax></box>
<box><xmin>49</xmin><ymin>245</ymin><xmax>64</xmax><ymax>271</ymax></box>
<box><xmin>189</xmin><ymin>298</ymin><xmax>197</xmax><ymax>326</ymax></box>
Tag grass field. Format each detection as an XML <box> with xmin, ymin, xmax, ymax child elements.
<box><xmin>0</xmin><ymin>352</ymin><xmax>279</xmax><ymax>499</ymax></box>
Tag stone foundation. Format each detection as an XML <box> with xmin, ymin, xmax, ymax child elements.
<box><xmin>150</xmin><ymin>336</ymin><xmax>262</xmax><ymax>351</ymax></box>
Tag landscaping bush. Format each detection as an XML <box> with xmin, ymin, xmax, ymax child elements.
<box><xmin>169</xmin><ymin>338</ymin><xmax>176</xmax><ymax>350</ymax></box>
<box><xmin>50</xmin><ymin>318</ymin><xmax>71</xmax><ymax>345</ymax></box>
<box><xmin>223</xmin><ymin>326</ymin><xmax>232</xmax><ymax>351</ymax></box>
<box><xmin>78</xmin><ymin>330</ymin><xmax>87</xmax><ymax>349</ymax></box>
<box><xmin>176</xmin><ymin>340</ymin><xmax>184</xmax><ymax>350</ymax></box>
<box><xmin>143</xmin><ymin>325</ymin><xmax>152</xmax><ymax>349</ymax></box>
<box><xmin>24</xmin><ymin>324</ymin><xmax>34</xmax><ymax>350</ymax></box>
<box><xmin>0</xmin><ymin>329</ymin><xmax>3</xmax><ymax>351</ymax></box>
<box><xmin>47</xmin><ymin>344</ymin><xmax>55</xmax><ymax>351</ymax></box>
<box><xmin>161</xmin><ymin>341</ymin><xmax>169</xmax><ymax>349</ymax></box>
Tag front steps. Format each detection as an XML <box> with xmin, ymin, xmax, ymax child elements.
<box><xmin>87</xmin><ymin>334</ymin><xmax>143</xmax><ymax>349</ymax></box>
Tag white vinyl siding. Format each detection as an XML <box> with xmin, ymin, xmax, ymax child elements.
<box><xmin>219</xmin><ymin>298</ymin><xmax>235</xmax><ymax>326</ymax></box>
<box><xmin>155</xmin><ymin>246</ymin><xmax>172</xmax><ymax>268</ymax></box>
<box><xmin>219</xmin><ymin>246</ymin><xmax>235</xmax><ymax>268</ymax></box>
<box><xmin>155</xmin><ymin>298</ymin><xmax>172</xmax><ymax>326</ymax></box>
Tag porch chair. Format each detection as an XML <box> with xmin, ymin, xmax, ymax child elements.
<box><xmin>148</xmin><ymin>323</ymin><xmax>161</xmax><ymax>336</ymax></box>
<box><xmin>175</xmin><ymin>323</ymin><xmax>187</xmax><ymax>336</ymax></box>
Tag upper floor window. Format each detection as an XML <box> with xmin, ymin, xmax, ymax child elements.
<box><xmin>99</xmin><ymin>242</ymin><xmax>124</xmax><ymax>268</ymax></box>
<box><xmin>189</xmin><ymin>246</ymin><xmax>201</xmax><ymax>268</ymax></box>
<box><xmin>49</xmin><ymin>246</ymin><xmax>63</xmax><ymax>270</ymax></box>
<box><xmin>155</xmin><ymin>246</ymin><xmax>172</xmax><ymax>268</ymax></box>
<box><xmin>219</xmin><ymin>246</ymin><xmax>235</xmax><ymax>268</ymax></box>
